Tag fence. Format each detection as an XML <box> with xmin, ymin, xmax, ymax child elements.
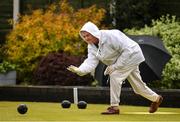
<box><xmin>0</xmin><ymin>86</ymin><xmax>179</xmax><ymax>108</ymax></box>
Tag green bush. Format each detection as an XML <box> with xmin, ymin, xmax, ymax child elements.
<box><xmin>0</xmin><ymin>60</ymin><xmax>16</xmax><ymax>74</ymax></box>
<box><xmin>124</xmin><ymin>15</ymin><xmax>180</xmax><ymax>89</ymax></box>
<box><xmin>2</xmin><ymin>0</ymin><xmax>105</xmax><ymax>84</ymax></box>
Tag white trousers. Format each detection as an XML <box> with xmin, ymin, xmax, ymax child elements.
<box><xmin>109</xmin><ymin>65</ymin><xmax>159</xmax><ymax>106</ymax></box>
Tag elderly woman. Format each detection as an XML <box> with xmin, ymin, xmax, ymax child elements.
<box><xmin>67</xmin><ymin>21</ymin><xmax>163</xmax><ymax>114</ymax></box>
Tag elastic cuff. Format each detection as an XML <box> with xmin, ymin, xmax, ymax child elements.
<box><xmin>111</xmin><ymin>64</ymin><xmax>116</xmax><ymax>70</ymax></box>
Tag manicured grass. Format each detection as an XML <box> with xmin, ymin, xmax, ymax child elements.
<box><xmin>0</xmin><ymin>101</ymin><xmax>180</xmax><ymax>121</ymax></box>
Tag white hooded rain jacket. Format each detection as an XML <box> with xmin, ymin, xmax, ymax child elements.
<box><xmin>78</xmin><ymin>22</ymin><xmax>145</xmax><ymax>74</ymax></box>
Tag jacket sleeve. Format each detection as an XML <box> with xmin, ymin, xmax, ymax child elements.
<box><xmin>78</xmin><ymin>45</ymin><xmax>99</xmax><ymax>74</ymax></box>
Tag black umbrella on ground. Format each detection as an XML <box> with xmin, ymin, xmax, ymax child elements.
<box><xmin>95</xmin><ymin>35</ymin><xmax>172</xmax><ymax>86</ymax></box>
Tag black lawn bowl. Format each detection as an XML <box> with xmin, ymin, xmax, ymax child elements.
<box><xmin>17</xmin><ymin>104</ymin><xmax>28</xmax><ymax>114</ymax></box>
<box><xmin>77</xmin><ymin>101</ymin><xmax>87</xmax><ymax>109</ymax></box>
<box><xmin>61</xmin><ymin>100</ymin><xmax>71</xmax><ymax>108</ymax></box>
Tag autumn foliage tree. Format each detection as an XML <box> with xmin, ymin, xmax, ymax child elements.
<box><xmin>2</xmin><ymin>0</ymin><xmax>105</xmax><ymax>84</ymax></box>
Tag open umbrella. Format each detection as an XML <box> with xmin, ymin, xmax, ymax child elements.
<box><xmin>129</xmin><ymin>35</ymin><xmax>171</xmax><ymax>82</ymax></box>
<box><xmin>95</xmin><ymin>35</ymin><xmax>172</xmax><ymax>86</ymax></box>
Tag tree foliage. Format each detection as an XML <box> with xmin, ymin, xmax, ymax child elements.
<box><xmin>2</xmin><ymin>0</ymin><xmax>105</xmax><ymax>83</ymax></box>
<box><xmin>115</xmin><ymin>0</ymin><xmax>159</xmax><ymax>30</ymax></box>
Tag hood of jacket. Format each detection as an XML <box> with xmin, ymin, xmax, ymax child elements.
<box><xmin>79</xmin><ymin>21</ymin><xmax>101</xmax><ymax>41</ymax></box>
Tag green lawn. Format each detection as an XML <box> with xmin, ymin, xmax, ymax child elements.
<box><xmin>0</xmin><ymin>101</ymin><xmax>180</xmax><ymax>122</ymax></box>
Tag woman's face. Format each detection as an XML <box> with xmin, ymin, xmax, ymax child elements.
<box><xmin>80</xmin><ymin>31</ymin><xmax>99</xmax><ymax>45</ymax></box>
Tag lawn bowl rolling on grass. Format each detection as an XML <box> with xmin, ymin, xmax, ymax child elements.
<box><xmin>0</xmin><ymin>101</ymin><xmax>180</xmax><ymax>121</ymax></box>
